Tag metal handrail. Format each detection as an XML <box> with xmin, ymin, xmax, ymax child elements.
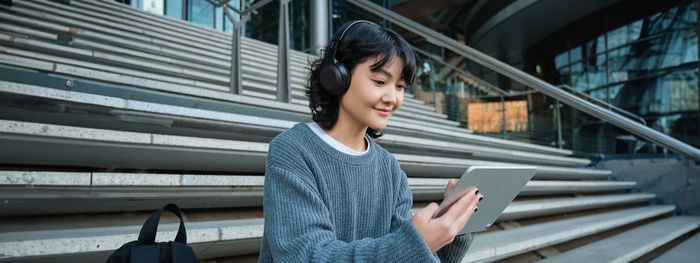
<box><xmin>411</xmin><ymin>45</ymin><xmax>507</xmax><ymax>96</ymax></box>
<box><xmin>207</xmin><ymin>0</ymin><xmax>273</xmax><ymax>15</ymax></box>
<box><xmin>211</xmin><ymin>0</ymin><xmax>292</xmax><ymax>103</ymax></box>
<box><xmin>557</xmin><ymin>84</ymin><xmax>647</xmax><ymax>126</ymax></box>
<box><xmin>347</xmin><ymin>0</ymin><xmax>700</xmax><ymax>161</ymax></box>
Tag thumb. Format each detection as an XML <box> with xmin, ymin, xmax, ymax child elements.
<box><xmin>414</xmin><ymin>202</ymin><xmax>439</xmax><ymax>220</ymax></box>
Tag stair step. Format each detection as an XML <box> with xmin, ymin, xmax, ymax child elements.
<box><xmin>395</xmin><ymin>153</ymin><xmax>609</xmax><ymax>179</ymax></box>
<box><xmin>4</xmin><ymin>5</ymin><xmax>229</xmax><ymax>64</ymax></box>
<box><xmin>410</xmin><ymin>193</ymin><xmax>654</xmax><ymax>220</ymax></box>
<box><xmin>0</xmin><ymin>28</ymin><xmax>230</xmax><ymax>82</ymax></box>
<box><xmin>0</xmin><ymin>217</ymin><xmax>263</xmax><ymax>263</ymax></box>
<box><xmin>0</xmin><ymin>205</ymin><xmax>674</xmax><ymax>263</ymax></box>
<box><xmin>0</xmin><ymin>45</ymin><xmax>454</xmax><ymax>128</ymax></box>
<box><xmin>380</xmin><ymin>134</ymin><xmax>588</xmax><ymax>167</ymax></box>
<box><xmin>0</xmin><ymin>170</ymin><xmax>641</xmax><ymax>216</ymax></box>
<box><xmin>464</xmin><ymin>205</ymin><xmax>676</xmax><ymax>262</ymax></box>
<box><xmin>74</xmin><ymin>0</ymin><xmax>231</xmax><ymax>44</ymax></box>
<box><xmin>537</xmin><ymin>216</ymin><xmax>700</xmax><ymax>263</ymax></box>
<box><xmin>498</xmin><ymin>194</ymin><xmax>654</xmax><ymax>221</ymax></box>
<box><xmin>409</xmin><ymin>178</ymin><xmax>635</xmax><ymax>196</ymax></box>
<box><xmin>0</xmin><ymin>44</ymin><xmax>229</xmax><ymax>91</ymax></box>
<box><xmin>0</xmin><ymin>81</ymin><xmax>580</xmax><ymax>166</ymax></box>
<box><xmin>650</xmin><ymin>230</ymin><xmax>700</xmax><ymax>263</ymax></box>
<box><xmin>13</xmin><ymin>0</ymin><xmax>231</xmax><ymax>54</ymax></box>
<box><xmin>0</xmin><ymin>119</ymin><xmax>608</xmax><ymax>179</ymax></box>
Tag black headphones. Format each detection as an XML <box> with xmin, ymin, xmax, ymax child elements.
<box><xmin>320</xmin><ymin>20</ymin><xmax>379</xmax><ymax>95</ymax></box>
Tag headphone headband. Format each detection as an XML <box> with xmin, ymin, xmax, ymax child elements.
<box><xmin>320</xmin><ymin>20</ymin><xmax>380</xmax><ymax>95</ymax></box>
<box><xmin>324</xmin><ymin>20</ymin><xmax>377</xmax><ymax>65</ymax></box>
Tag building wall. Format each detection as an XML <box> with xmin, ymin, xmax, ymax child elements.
<box><xmin>597</xmin><ymin>156</ymin><xmax>700</xmax><ymax>216</ymax></box>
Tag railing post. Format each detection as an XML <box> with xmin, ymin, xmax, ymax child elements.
<box><xmin>555</xmin><ymin>100</ymin><xmax>563</xmax><ymax>148</ymax></box>
<box><xmin>429</xmin><ymin>62</ymin><xmax>437</xmax><ymax>110</ymax></box>
<box><xmin>225</xmin><ymin>8</ymin><xmax>248</xmax><ymax>95</ymax></box>
<box><xmin>277</xmin><ymin>0</ymin><xmax>292</xmax><ymax>103</ymax></box>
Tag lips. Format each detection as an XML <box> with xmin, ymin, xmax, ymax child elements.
<box><xmin>374</xmin><ymin>108</ymin><xmax>391</xmax><ymax>116</ymax></box>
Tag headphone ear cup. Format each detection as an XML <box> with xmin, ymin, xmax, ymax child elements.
<box><xmin>320</xmin><ymin>63</ymin><xmax>350</xmax><ymax>95</ymax></box>
<box><xmin>336</xmin><ymin>62</ymin><xmax>350</xmax><ymax>94</ymax></box>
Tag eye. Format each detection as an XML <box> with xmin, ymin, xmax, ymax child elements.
<box><xmin>373</xmin><ymin>80</ymin><xmax>385</xmax><ymax>85</ymax></box>
<box><xmin>396</xmin><ymin>84</ymin><xmax>406</xmax><ymax>89</ymax></box>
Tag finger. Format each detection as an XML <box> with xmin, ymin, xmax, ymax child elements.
<box><xmin>444</xmin><ymin>179</ymin><xmax>458</xmax><ymax>198</ymax></box>
<box><xmin>414</xmin><ymin>202</ymin><xmax>439</xmax><ymax>220</ymax></box>
<box><xmin>456</xmin><ymin>193</ymin><xmax>482</xmax><ymax>227</ymax></box>
<box><xmin>440</xmin><ymin>188</ymin><xmax>479</xmax><ymax>222</ymax></box>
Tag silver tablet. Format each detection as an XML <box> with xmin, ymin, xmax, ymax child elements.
<box><xmin>433</xmin><ymin>166</ymin><xmax>537</xmax><ymax>234</ymax></box>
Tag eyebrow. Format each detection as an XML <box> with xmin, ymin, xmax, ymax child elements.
<box><xmin>370</xmin><ymin>68</ymin><xmax>393</xmax><ymax>79</ymax></box>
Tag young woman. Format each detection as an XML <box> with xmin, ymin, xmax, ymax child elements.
<box><xmin>259</xmin><ymin>20</ymin><xmax>483</xmax><ymax>262</ymax></box>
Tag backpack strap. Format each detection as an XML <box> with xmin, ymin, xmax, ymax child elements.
<box><xmin>137</xmin><ymin>203</ymin><xmax>188</xmax><ymax>244</ymax></box>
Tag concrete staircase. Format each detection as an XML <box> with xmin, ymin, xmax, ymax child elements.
<box><xmin>0</xmin><ymin>1</ymin><xmax>697</xmax><ymax>262</ymax></box>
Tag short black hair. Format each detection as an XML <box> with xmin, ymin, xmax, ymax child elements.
<box><xmin>306</xmin><ymin>21</ymin><xmax>417</xmax><ymax>138</ymax></box>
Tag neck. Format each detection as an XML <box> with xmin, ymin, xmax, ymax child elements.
<box><xmin>325</xmin><ymin>111</ymin><xmax>368</xmax><ymax>152</ymax></box>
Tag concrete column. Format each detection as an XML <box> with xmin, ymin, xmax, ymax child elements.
<box><xmin>310</xmin><ymin>0</ymin><xmax>329</xmax><ymax>56</ymax></box>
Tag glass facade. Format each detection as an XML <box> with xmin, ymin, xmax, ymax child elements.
<box><xmin>527</xmin><ymin>0</ymin><xmax>699</xmax><ymax>155</ymax></box>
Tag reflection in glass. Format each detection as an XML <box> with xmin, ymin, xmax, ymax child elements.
<box><xmin>187</xmin><ymin>0</ymin><xmax>214</xmax><ymax>28</ymax></box>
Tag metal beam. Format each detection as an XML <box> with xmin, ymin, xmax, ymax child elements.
<box><xmin>224</xmin><ymin>7</ymin><xmax>248</xmax><ymax>95</ymax></box>
<box><xmin>277</xmin><ymin>0</ymin><xmax>292</xmax><ymax>103</ymax></box>
<box><xmin>310</xmin><ymin>0</ymin><xmax>329</xmax><ymax>56</ymax></box>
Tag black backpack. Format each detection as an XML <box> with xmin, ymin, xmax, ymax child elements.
<box><xmin>106</xmin><ymin>203</ymin><xmax>200</xmax><ymax>263</ymax></box>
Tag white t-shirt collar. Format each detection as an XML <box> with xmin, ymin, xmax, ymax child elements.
<box><xmin>306</xmin><ymin>122</ymin><xmax>370</xmax><ymax>156</ymax></box>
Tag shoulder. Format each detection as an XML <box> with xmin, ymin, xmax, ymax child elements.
<box><xmin>369</xmin><ymin>139</ymin><xmax>404</xmax><ymax>179</ymax></box>
<box><xmin>370</xmin><ymin>139</ymin><xmax>397</xmax><ymax>164</ymax></box>
<box><xmin>267</xmin><ymin>123</ymin><xmax>315</xmax><ymax>167</ymax></box>
<box><xmin>270</xmin><ymin>122</ymin><xmax>313</xmax><ymax>150</ymax></box>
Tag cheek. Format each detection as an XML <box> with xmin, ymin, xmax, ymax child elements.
<box><xmin>395</xmin><ymin>95</ymin><xmax>404</xmax><ymax>109</ymax></box>
<box><xmin>354</xmin><ymin>82</ymin><xmax>379</xmax><ymax>105</ymax></box>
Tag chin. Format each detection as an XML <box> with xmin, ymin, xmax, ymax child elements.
<box><xmin>368</xmin><ymin>122</ymin><xmax>389</xmax><ymax>131</ymax></box>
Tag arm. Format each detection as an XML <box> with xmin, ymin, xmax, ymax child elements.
<box><xmin>262</xmin><ymin>165</ymin><xmax>437</xmax><ymax>263</ymax></box>
<box><xmin>435</xmin><ymin>179</ymin><xmax>477</xmax><ymax>262</ymax></box>
<box><xmin>401</xmin><ymin>176</ymin><xmax>479</xmax><ymax>263</ymax></box>
<box><xmin>436</xmin><ymin>233</ymin><xmax>476</xmax><ymax>263</ymax></box>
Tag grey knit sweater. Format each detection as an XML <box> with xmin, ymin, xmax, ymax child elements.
<box><xmin>258</xmin><ymin>123</ymin><xmax>474</xmax><ymax>262</ymax></box>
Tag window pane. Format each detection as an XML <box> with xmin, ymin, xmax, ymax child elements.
<box><xmin>607</xmin><ymin>26</ymin><xmax>628</xmax><ymax>50</ymax></box>
<box><xmin>188</xmin><ymin>0</ymin><xmax>214</xmax><ymax>28</ymax></box>
<box><xmin>570</xmin><ymin>46</ymin><xmax>582</xmax><ymax>62</ymax></box>
<box><xmin>555</xmin><ymin>51</ymin><xmax>569</xmax><ymax>69</ymax></box>
<box><xmin>570</xmin><ymin>62</ymin><xmax>586</xmax><ymax>91</ymax></box>
<box><xmin>165</xmin><ymin>0</ymin><xmax>183</xmax><ymax>20</ymax></box>
<box><xmin>586</xmin><ymin>55</ymin><xmax>606</xmax><ymax>89</ymax></box>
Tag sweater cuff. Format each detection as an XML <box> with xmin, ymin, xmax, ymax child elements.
<box><xmin>436</xmin><ymin>233</ymin><xmax>476</xmax><ymax>263</ymax></box>
<box><xmin>396</xmin><ymin>222</ymin><xmax>440</xmax><ymax>263</ymax></box>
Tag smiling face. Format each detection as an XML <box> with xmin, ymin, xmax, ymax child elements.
<box><xmin>337</xmin><ymin>55</ymin><xmax>406</xmax><ymax>132</ymax></box>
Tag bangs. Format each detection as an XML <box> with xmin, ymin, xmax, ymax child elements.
<box><xmin>368</xmin><ymin>31</ymin><xmax>416</xmax><ymax>86</ymax></box>
<box><xmin>336</xmin><ymin>23</ymin><xmax>417</xmax><ymax>86</ymax></box>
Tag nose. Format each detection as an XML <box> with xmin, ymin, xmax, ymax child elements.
<box><xmin>381</xmin><ymin>88</ymin><xmax>397</xmax><ymax>106</ymax></box>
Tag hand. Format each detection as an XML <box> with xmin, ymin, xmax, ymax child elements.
<box><xmin>411</xmin><ymin>187</ymin><xmax>482</xmax><ymax>253</ymax></box>
<box><xmin>444</xmin><ymin>179</ymin><xmax>459</xmax><ymax>199</ymax></box>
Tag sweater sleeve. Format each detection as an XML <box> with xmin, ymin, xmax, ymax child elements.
<box><xmin>262</xmin><ymin>165</ymin><xmax>438</xmax><ymax>263</ymax></box>
<box><xmin>437</xmin><ymin>233</ymin><xmax>475</xmax><ymax>263</ymax></box>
